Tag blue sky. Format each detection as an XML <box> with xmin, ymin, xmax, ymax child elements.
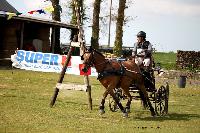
<box><xmin>6</xmin><ymin>0</ymin><xmax>200</xmax><ymax>52</ymax></box>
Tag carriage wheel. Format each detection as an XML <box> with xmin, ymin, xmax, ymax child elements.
<box><xmin>154</xmin><ymin>83</ymin><xmax>169</xmax><ymax>116</ymax></box>
<box><xmin>165</xmin><ymin>83</ymin><xmax>169</xmax><ymax>114</ymax></box>
<box><xmin>108</xmin><ymin>88</ymin><xmax>122</xmax><ymax>112</ymax></box>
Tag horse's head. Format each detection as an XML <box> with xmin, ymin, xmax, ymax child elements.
<box><xmin>81</xmin><ymin>47</ymin><xmax>94</xmax><ymax>73</ymax></box>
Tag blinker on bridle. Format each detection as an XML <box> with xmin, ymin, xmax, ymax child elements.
<box><xmin>82</xmin><ymin>51</ymin><xmax>95</xmax><ymax>68</ymax></box>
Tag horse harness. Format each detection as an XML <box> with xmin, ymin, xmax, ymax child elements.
<box><xmin>97</xmin><ymin>60</ymin><xmax>141</xmax><ymax>81</ymax></box>
<box><xmin>97</xmin><ymin>61</ymin><xmax>126</xmax><ymax>80</ymax></box>
<box><xmin>97</xmin><ymin>60</ymin><xmax>155</xmax><ymax>88</ymax></box>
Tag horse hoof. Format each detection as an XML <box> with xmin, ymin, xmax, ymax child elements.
<box><xmin>99</xmin><ymin>109</ymin><xmax>105</xmax><ymax>115</ymax></box>
<box><xmin>123</xmin><ymin>112</ymin><xmax>128</xmax><ymax>118</ymax></box>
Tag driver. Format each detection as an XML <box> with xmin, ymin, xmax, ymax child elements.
<box><xmin>132</xmin><ymin>31</ymin><xmax>152</xmax><ymax>68</ymax></box>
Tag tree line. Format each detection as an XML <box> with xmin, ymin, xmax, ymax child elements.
<box><xmin>51</xmin><ymin>0</ymin><xmax>128</xmax><ymax>57</ymax></box>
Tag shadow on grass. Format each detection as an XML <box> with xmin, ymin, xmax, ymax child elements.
<box><xmin>134</xmin><ymin>113</ymin><xmax>200</xmax><ymax>121</ymax></box>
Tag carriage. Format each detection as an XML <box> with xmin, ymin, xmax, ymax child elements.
<box><xmin>108</xmin><ymin>58</ymin><xmax>169</xmax><ymax>116</ymax></box>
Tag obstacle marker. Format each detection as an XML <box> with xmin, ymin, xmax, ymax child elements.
<box><xmin>50</xmin><ymin>0</ymin><xmax>92</xmax><ymax>110</ymax></box>
<box><xmin>56</xmin><ymin>83</ymin><xmax>87</xmax><ymax>92</ymax></box>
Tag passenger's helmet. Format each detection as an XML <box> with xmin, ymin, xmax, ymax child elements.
<box><xmin>137</xmin><ymin>31</ymin><xmax>146</xmax><ymax>38</ymax></box>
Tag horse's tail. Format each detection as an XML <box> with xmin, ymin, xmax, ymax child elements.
<box><xmin>138</xmin><ymin>89</ymin><xmax>148</xmax><ymax>109</ymax></box>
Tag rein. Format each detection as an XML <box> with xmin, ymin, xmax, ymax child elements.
<box><xmin>122</xmin><ymin>63</ymin><xmax>155</xmax><ymax>86</ymax></box>
<box><xmin>121</xmin><ymin>63</ymin><xmax>140</xmax><ymax>74</ymax></box>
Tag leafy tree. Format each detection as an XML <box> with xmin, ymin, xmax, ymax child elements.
<box><xmin>70</xmin><ymin>0</ymin><xmax>86</xmax><ymax>25</ymax></box>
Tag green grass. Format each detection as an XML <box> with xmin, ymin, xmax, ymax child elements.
<box><xmin>0</xmin><ymin>69</ymin><xmax>200</xmax><ymax>133</ymax></box>
<box><xmin>153</xmin><ymin>52</ymin><xmax>176</xmax><ymax>70</ymax></box>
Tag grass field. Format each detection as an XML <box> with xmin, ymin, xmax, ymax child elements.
<box><xmin>153</xmin><ymin>52</ymin><xmax>177</xmax><ymax>70</ymax></box>
<box><xmin>0</xmin><ymin>69</ymin><xmax>200</xmax><ymax>133</ymax></box>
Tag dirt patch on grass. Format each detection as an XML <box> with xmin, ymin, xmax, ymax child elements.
<box><xmin>0</xmin><ymin>84</ymin><xmax>9</xmax><ymax>89</ymax></box>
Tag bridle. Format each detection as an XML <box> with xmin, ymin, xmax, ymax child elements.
<box><xmin>82</xmin><ymin>49</ymin><xmax>108</xmax><ymax>68</ymax></box>
<box><xmin>82</xmin><ymin>51</ymin><xmax>95</xmax><ymax>68</ymax></box>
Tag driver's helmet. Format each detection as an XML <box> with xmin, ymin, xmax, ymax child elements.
<box><xmin>137</xmin><ymin>31</ymin><xmax>146</xmax><ymax>38</ymax></box>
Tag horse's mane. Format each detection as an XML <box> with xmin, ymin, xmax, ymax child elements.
<box><xmin>91</xmin><ymin>48</ymin><xmax>105</xmax><ymax>58</ymax></box>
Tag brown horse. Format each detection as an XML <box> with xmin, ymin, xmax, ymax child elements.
<box><xmin>81</xmin><ymin>47</ymin><xmax>156</xmax><ymax>117</ymax></box>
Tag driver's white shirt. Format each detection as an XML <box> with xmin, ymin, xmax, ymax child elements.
<box><xmin>135</xmin><ymin>57</ymin><xmax>151</xmax><ymax>66</ymax></box>
<box><xmin>136</xmin><ymin>48</ymin><xmax>145</xmax><ymax>56</ymax></box>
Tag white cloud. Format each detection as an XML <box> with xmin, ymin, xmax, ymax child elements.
<box><xmin>22</xmin><ymin>0</ymin><xmax>45</xmax><ymax>10</ymax></box>
<box><xmin>129</xmin><ymin>0</ymin><xmax>200</xmax><ymax>17</ymax></box>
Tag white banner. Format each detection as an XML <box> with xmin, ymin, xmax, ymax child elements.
<box><xmin>11</xmin><ymin>50</ymin><xmax>98</xmax><ymax>76</ymax></box>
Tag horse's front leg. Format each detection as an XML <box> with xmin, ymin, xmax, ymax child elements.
<box><xmin>99</xmin><ymin>90</ymin><xmax>109</xmax><ymax>115</ymax></box>
<box><xmin>109</xmin><ymin>89</ymin><xmax>128</xmax><ymax>118</ymax></box>
<box><xmin>121</xmin><ymin>80</ymin><xmax>133</xmax><ymax>113</ymax></box>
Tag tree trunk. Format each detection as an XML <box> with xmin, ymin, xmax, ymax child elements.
<box><xmin>70</xmin><ymin>0</ymin><xmax>84</xmax><ymax>25</ymax></box>
<box><xmin>52</xmin><ymin>0</ymin><xmax>61</xmax><ymax>54</ymax></box>
<box><xmin>70</xmin><ymin>0</ymin><xmax>84</xmax><ymax>56</ymax></box>
<box><xmin>113</xmin><ymin>0</ymin><xmax>126</xmax><ymax>57</ymax></box>
<box><xmin>91</xmin><ymin>0</ymin><xmax>101</xmax><ymax>50</ymax></box>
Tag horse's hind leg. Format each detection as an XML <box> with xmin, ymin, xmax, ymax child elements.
<box><xmin>139</xmin><ymin>84</ymin><xmax>156</xmax><ymax>116</ymax></box>
<box><xmin>121</xmin><ymin>84</ymin><xmax>132</xmax><ymax>113</ymax></box>
<box><xmin>99</xmin><ymin>90</ymin><xmax>109</xmax><ymax>115</ymax></box>
<box><xmin>124</xmin><ymin>92</ymin><xmax>132</xmax><ymax>113</ymax></box>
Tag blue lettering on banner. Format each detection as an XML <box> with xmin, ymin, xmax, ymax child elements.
<box><xmin>14</xmin><ymin>50</ymin><xmax>63</xmax><ymax>72</ymax></box>
<box><xmin>12</xmin><ymin>50</ymin><xmax>98</xmax><ymax>75</ymax></box>
<box><xmin>50</xmin><ymin>55</ymin><xmax>59</xmax><ymax>65</ymax></box>
<box><xmin>42</xmin><ymin>54</ymin><xmax>50</xmax><ymax>65</ymax></box>
<box><xmin>16</xmin><ymin>50</ymin><xmax>59</xmax><ymax>66</ymax></box>
<box><xmin>34</xmin><ymin>53</ymin><xmax>43</xmax><ymax>63</ymax></box>
<box><xmin>25</xmin><ymin>52</ymin><xmax>35</xmax><ymax>63</ymax></box>
<box><xmin>17</xmin><ymin>50</ymin><xmax>25</xmax><ymax>62</ymax></box>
